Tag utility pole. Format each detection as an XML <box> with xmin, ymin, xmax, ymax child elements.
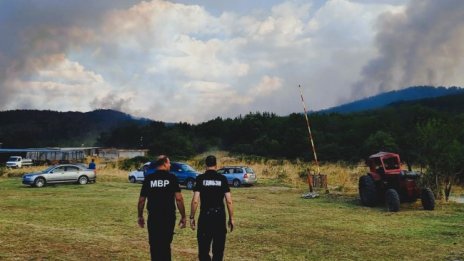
<box><xmin>298</xmin><ymin>85</ymin><xmax>328</xmax><ymax>198</ymax></box>
<box><xmin>298</xmin><ymin>85</ymin><xmax>320</xmax><ymax>174</ymax></box>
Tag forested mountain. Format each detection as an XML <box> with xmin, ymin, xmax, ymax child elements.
<box><xmin>0</xmin><ymin>109</ymin><xmax>150</xmax><ymax>148</ymax></box>
<box><xmin>96</xmin><ymin>91</ymin><xmax>464</xmax><ymax>165</ymax></box>
<box><xmin>322</xmin><ymin>86</ymin><xmax>464</xmax><ymax>113</ymax></box>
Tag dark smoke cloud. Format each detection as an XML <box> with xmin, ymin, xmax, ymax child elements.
<box><xmin>352</xmin><ymin>0</ymin><xmax>464</xmax><ymax>99</ymax></box>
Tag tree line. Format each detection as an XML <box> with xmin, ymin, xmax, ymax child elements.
<box><xmin>96</xmin><ymin>94</ymin><xmax>464</xmax><ymax>198</ymax></box>
<box><xmin>97</xmin><ymin>100</ymin><xmax>464</xmax><ymax>164</ymax></box>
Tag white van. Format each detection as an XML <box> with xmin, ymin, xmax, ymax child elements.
<box><xmin>6</xmin><ymin>156</ymin><xmax>33</xmax><ymax>168</ymax></box>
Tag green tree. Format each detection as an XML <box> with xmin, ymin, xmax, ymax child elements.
<box><xmin>362</xmin><ymin>130</ymin><xmax>398</xmax><ymax>155</ymax></box>
<box><xmin>417</xmin><ymin>119</ymin><xmax>464</xmax><ymax>200</ymax></box>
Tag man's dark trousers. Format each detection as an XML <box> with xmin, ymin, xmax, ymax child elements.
<box><xmin>197</xmin><ymin>208</ymin><xmax>227</xmax><ymax>261</ymax></box>
<box><xmin>148</xmin><ymin>214</ymin><xmax>175</xmax><ymax>261</ymax></box>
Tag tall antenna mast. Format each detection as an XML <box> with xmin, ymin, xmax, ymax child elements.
<box><xmin>298</xmin><ymin>84</ymin><xmax>320</xmax><ymax>174</ymax></box>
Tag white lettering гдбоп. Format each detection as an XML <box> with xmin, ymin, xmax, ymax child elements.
<box><xmin>203</xmin><ymin>180</ymin><xmax>221</xmax><ymax>186</ymax></box>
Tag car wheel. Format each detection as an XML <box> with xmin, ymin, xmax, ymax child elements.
<box><xmin>233</xmin><ymin>179</ymin><xmax>241</xmax><ymax>188</ymax></box>
<box><xmin>385</xmin><ymin>188</ymin><xmax>400</xmax><ymax>212</ymax></box>
<box><xmin>186</xmin><ymin>178</ymin><xmax>195</xmax><ymax>190</ymax></box>
<box><xmin>78</xmin><ymin>176</ymin><xmax>89</xmax><ymax>185</ymax></box>
<box><xmin>358</xmin><ymin>175</ymin><xmax>378</xmax><ymax>207</ymax></box>
<box><xmin>129</xmin><ymin>176</ymin><xmax>137</xmax><ymax>183</ymax></box>
<box><xmin>34</xmin><ymin>177</ymin><xmax>46</xmax><ymax>188</ymax></box>
<box><xmin>421</xmin><ymin>188</ymin><xmax>435</xmax><ymax>211</ymax></box>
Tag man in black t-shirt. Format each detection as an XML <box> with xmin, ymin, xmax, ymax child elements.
<box><xmin>137</xmin><ymin>155</ymin><xmax>186</xmax><ymax>261</ymax></box>
<box><xmin>189</xmin><ymin>155</ymin><xmax>234</xmax><ymax>261</ymax></box>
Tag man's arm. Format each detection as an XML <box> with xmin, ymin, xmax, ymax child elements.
<box><xmin>189</xmin><ymin>191</ymin><xmax>200</xmax><ymax>230</ymax></box>
<box><xmin>175</xmin><ymin>192</ymin><xmax>187</xmax><ymax>228</ymax></box>
<box><xmin>137</xmin><ymin>196</ymin><xmax>146</xmax><ymax>228</ymax></box>
<box><xmin>225</xmin><ymin>192</ymin><xmax>234</xmax><ymax>232</ymax></box>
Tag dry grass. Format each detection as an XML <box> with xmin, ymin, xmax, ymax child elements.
<box><xmin>185</xmin><ymin>151</ymin><xmax>366</xmax><ymax>193</ymax></box>
<box><xmin>1</xmin><ymin>154</ymin><xmax>464</xmax><ymax>260</ymax></box>
<box><xmin>1</xmin><ymin>174</ymin><xmax>464</xmax><ymax>261</ymax></box>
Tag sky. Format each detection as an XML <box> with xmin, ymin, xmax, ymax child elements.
<box><xmin>1</xmin><ymin>0</ymin><xmax>464</xmax><ymax>123</ymax></box>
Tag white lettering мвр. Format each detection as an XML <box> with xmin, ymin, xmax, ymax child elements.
<box><xmin>150</xmin><ymin>180</ymin><xmax>170</xmax><ymax>188</ymax></box>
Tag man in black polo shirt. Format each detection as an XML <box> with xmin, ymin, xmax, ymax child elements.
<box><xmin>137</xmin><ymin>155</ymin><xmax>186</xmax><ymax>261</ymax></box>
<box><xmin>189</xmin><ymin>155</ymin><xmax>234</xmax><ymax>261</ymax></box>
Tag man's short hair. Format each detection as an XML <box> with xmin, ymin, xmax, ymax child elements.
<box><xmin>205</xmin><ymin>155</ymin><xmax>216</xmax><ymax>167</ymax></box>
<box><xmin>154</xmin><ymin>155</ymin><xmax>169</xmax><ymax>168</ymax></box>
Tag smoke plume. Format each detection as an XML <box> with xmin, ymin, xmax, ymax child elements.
<box><xmin>352</xmin><ymin>0</ymin><xmax>464</xmax><ymax>99</ymax></box>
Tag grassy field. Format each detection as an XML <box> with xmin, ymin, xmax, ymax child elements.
<box><xmin>0</xmin><ymin>162</ymin><xmax>464</xmax><ymax>261</ymax></box>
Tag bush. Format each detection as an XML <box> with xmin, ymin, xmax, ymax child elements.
<box><xmin>0</xmin><ymin>167</ymin><xmax>5</xmax><ymax>177</ymax></box>
<box><xmin>119</xmin><ymin>156</ymin><xmax>151</xmax><ymax>171</ymax></box>
<box><xmin>277</xmin><ymin>169</ymin><xmax>288</xmax><ymax>181</ymax></box>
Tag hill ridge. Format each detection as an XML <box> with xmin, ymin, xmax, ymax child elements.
<box><xmin>321</xmin><ymin>86</ymin><xmax>464</xmax><ymax>113</ymax></box>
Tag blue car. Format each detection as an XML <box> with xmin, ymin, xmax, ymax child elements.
<box><xmin>144</xmin><ymin>161</ymin><xmax>199</xmax><ymax>190</ymax></box>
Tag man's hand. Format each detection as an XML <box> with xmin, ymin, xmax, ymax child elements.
<box><xmin>179</xmin><ymin>217</ymin><xmax>187</xmax><ymax>229</ymax></box>
<box><xmin>190</xmin><ymin>217</ymin><xmax>196</xmax><ymax>230</ymax></box>
<box><xmin>138</xmin><ymin>216</ymin><xmax>145</xmax><ymax>228</ymax></box>
<box><xmin>228</xmin><ymin>218</ymin><xmax>234</xmax><ymax>232</ymax></box>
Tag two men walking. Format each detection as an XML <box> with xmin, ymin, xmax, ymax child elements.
<box><xmin>137</xmin><ymin>155</ymin><xmax>234</xmax><ymax>261</ymax></box>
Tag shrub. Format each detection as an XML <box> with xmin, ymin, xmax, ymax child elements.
<box><xmin>119</xmin><ymin>156</ymin><xmax>151</xmax><ymax>171</ymax></box>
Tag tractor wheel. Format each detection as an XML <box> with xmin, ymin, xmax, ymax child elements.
<box><xmin>359</xmin><ymin>175</ymin><xmax>378</xmax><ymax>207</ymax></box>
<box><xmin>421</xmin><ymin>188</ymin><xmax>435</xmax><ymax>211</ymax></box>
<box><xmin>385</xmin><ymin>189</ymin><xmax>400</xmax><ymax>212</ymax></box>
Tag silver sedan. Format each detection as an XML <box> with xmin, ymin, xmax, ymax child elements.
<box><xmin>22</xmin><ymin>164</ymin><xmax>96</xmax><ymax>188</ymax></box>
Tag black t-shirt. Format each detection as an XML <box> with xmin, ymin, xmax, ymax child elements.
<box><xmin>193</xmin><ymin>170</ymin><xmax>230</xmax><ymax>210</ymax></box>
<box><xmin>140</xmin><ymin>170</ymin><xmax>180</xmax><ymax>215</ymax></box>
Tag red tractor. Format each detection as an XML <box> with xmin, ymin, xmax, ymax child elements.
<box><xmin>358</xmin><ymin>152</ymin><xmax>435</xmax><ymax>212</ymax></box>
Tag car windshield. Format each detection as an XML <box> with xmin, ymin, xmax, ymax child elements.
<box><xmin>181</xmin><ymin>164</ymin><xmax>195</xmax><ymax>172</ymax></box>
<box><xmin>245</xmin><ymin>167</ymin><xmax>254</xmax><ymax>173</ymax></box>
<box><xmin>41</xmin><ymin>166</ymin><xmax>56</xmax><ymax>173</ymax></box>
<box><xmin>8</xmin><ymin>157</ymin><xmax>19</xmax><ymax>161</ymax></box>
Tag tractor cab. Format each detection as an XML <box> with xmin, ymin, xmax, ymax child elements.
<box><xmin>368</xmin><ymin>152</ymin><xmax>401</xmax><ymax>178</ymax></box>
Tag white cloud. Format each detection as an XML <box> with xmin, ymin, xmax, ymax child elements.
<box><xmin>151</xmin><ymin>36</ymin><xmax>250</xmax><ymax>79</ymax></box>
<box><xmin>10</xmin><ymin>0</ymin><xmax>461</xmax><ymax>124</ymax></box>
<box><xmin>249</xmin><ymin>76</ymin><xmax>283</xmax><ymax>96</ymax></box>
<box><xmin>37</xmin><ymin>58</ymin><xmax>104</xmax><ymax>84</ymax></box>
<box><xmin>5</xmin><ymin>56</ymin><xmax>131</xmax><ymax>113</ymax></box>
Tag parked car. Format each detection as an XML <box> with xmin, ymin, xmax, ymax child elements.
<box><xmin>128</xmin><ymin>162</ymin><xmax>151</xmax><ymax>183</ymax></box>
<box><xmin>217</xmin><ymin>166</ymin><xmax>257</xmax><ymax>187</ymax></box>
<box><xmin>169</xmin><ymin>162</ymin><xmax>199</xmax><ymax>190</ymax></box>
<box><xmin>22</xmin><ymin>164</ymin><xmax>96</xmax><ymax>188</ymax></box>
<box><xmin>6</xmin><ymin>156</ymin><xmax>33</xmax><ymax>168</ymax></box>
<box><xmin>130</xmin><ymin>161</ymin><xmax>199</xmax><ymax>190</ymax></box>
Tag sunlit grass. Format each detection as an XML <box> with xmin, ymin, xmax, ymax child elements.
<box><xmin>1</xmin><ymin>156</ymin><xmax>463</xmax><ymax>260</ymax></box>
